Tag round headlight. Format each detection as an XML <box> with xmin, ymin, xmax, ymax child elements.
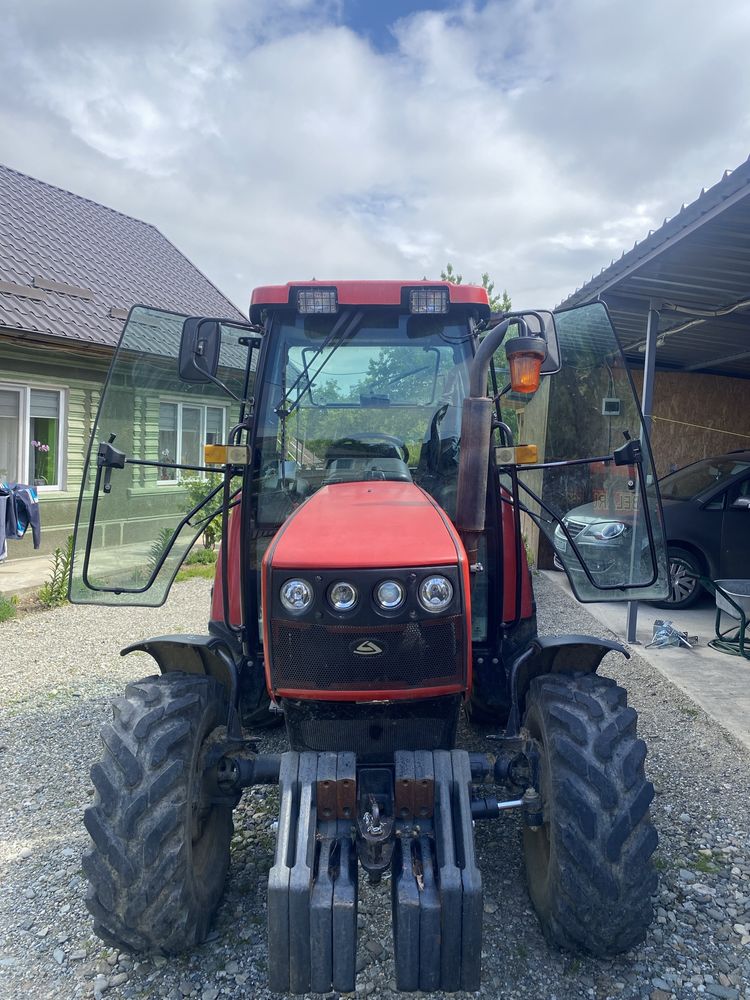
<box><xmin>375</xmin><ymin>579</ymin><xmax>405</xmax><ymax>611</ymax></box>
<box><xmin>418</xmin><ymin>575</ymin><xmax>454</xmax><ymax>613</ymax></box>
<box><xmin>328</xmin><ymin>581</ymin><xmax>358</xmax><ymax>611</ymax></box>
<box><xmin>280</xmin><ymin>578</ymin><xmax>313</xmax><ymax>613</ymax></box>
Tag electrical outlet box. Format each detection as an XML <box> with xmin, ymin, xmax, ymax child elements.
<box><xmin>602</xmin><ymin>397</ymin><xmax>621</xmax><ymax>416</ymax></box>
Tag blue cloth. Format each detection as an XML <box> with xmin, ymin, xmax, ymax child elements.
<box><xmin>1</xmin><ymin>483</ymin><xmax>41</xmax><ymax>550</ymax></box>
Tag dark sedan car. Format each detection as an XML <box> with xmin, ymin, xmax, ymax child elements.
<box><xmin>553</xmin><ymin>450</ymin><xmax>750</xmax><ymax>609</ymax></box>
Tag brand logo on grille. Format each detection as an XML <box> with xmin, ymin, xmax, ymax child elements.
<box><xmin>351</xmin><ymin>640</ymin><xmax>384</xmax><ymax>656</ymax></box>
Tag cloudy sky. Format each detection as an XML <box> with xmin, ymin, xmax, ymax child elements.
<box><xmin>2</xmin><ymin>0</ymin><xmax>750</xmax><ymax>313</ymax></box>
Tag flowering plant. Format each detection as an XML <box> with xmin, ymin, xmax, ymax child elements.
<box><xmin>32</xmin><ymin>440</ymin><xmax>51</xmax><ymax>482</ymax></box>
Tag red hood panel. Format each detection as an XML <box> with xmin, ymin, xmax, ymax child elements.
<box><xmin>269</xmin><ymin>482</ymin><xmax>460</xmax><ymax>569</ymax></box>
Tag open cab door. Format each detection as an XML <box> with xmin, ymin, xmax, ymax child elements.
<box><xmin>69</xmin><ymin>305</ymin><xmax>259</xmax><ymax>606</ymax></box>
<box><xmin>504</xmin><ymin>302</ymin><xmax>669</xmax><ymax>603</ymax></box>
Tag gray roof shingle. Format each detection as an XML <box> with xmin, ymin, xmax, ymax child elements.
<box><xmin>0</xmin><ymin>163</ymin><xmax>245</xmax><ymax>347</ymax></box>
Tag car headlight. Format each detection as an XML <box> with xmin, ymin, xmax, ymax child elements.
<box><xmin>418</xmin><ymin>575</ymin><xmax>454</xmax><ymax>613</ymax></box>
<box><xmin>588</xmin><ymin>521</ymin><xmax>626</xmax><ymax>541</ymax></box>
<box><xmin>328</xmin><ymin>581</ymin><xmax>358</xmax><ymax>611</ymax></box>
<box><xmin>280</xmin><ymin>578</ymin><xmax>313</xmax><ymax>613</ymax></box>
<box><xmin>375</xmin><ymin>579</ymin><xmax>405</xmax><ymax>611</ymax></box>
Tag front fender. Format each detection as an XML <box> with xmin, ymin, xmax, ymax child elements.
<box><xmin>505</xmin><ymin>634</ymin><xmax>629</xmax><ymax>736</ymax></box>
<box><xmin>121</xmin><ymin>634</ymin><xmax>239</xmax><ymax>705</ymax></box>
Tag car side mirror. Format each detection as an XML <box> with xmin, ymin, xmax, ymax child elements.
<box><xmin>179</xmin><ymin>317</ymin><xmax>222</xmax><ymax>383</ymax></box>
<box><xmin>731</xmin><ymin>496</ymin><xmax>750</xmax><ymax>510</ymax></box>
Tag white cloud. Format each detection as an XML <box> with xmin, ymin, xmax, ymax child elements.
<box><xmin>2</xmin><ymin>0</ymin><xmax>750</xmax><ymax>312</ymax></box>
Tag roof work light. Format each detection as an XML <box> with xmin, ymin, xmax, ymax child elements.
<box><xmin>297</xmin><ymin>288</ymin><xmax>338</xmax><ymax>313</ymax></box>
<box><xmin>409</xmin><ymin>288</ymin><xmax>449</xmax><ymax>314</ymax></box>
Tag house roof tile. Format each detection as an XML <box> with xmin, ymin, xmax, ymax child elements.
<box><xmin>0</xmin><ymin>163</ymin><xmax>245</xmax><ymax>347</ymax></box>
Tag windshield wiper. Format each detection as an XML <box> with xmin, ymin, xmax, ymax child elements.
<box><xmin>276</xmin><ymin>309</ymin><xmax>364</xmax><ymax>420</ymax></box>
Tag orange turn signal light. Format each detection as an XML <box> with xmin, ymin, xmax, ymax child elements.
<box><xmin>204</xmin><ymin>444</ymin><xmax>249</xmax><ymax>465</ymax></box>
<box><xmin>505</xmin><ymin>336</ymin><xmax>547</xmax><ymax>394</ymax></box>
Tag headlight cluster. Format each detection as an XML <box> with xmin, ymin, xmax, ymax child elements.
<box><xmin>279</xmin><ymin>574</ymin><xmax>454</xmax><ymax>614</ymax></box>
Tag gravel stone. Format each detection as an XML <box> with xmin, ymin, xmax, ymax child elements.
<box><xmin>0</xmin><ymin>575</ymin><xmax>749</xmax><ymax>1000</ymax></box>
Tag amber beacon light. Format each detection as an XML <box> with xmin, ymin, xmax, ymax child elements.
<box><xmin>504</xmin><ymin>335</ymin><xmax>547</xmax><ymax>394</ymax></box>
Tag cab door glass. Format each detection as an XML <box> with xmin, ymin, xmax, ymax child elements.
<box><xmin>69</xmin><ymin>306</ymin><xmax>251</xmax><ymax>606</ymax></box>
<box><xmin>511</xmin><ymin>302</ymin><xmax>668</xmax><ymax>602</ymax></box>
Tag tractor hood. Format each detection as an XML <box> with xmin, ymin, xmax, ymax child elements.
<box><xmin>268</xmin><ymin>481</ymin><xmax>463</xmax><ymax>570</ymax></box>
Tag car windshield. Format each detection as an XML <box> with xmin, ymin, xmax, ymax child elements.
<box><xmin>659</xmin><ymin>456</ymin><xmax>750</xmax><ymax>500</ymax></box>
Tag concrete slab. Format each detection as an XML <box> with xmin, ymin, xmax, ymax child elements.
<box><xmin>0</xmin><ymin>553</ymin><xmax>52</xmax><ymax>596</ymax></box>
<box><xmin>541</xmin><ymin>570</ymin><xmax>750</xmax><ymax>750</ymax></box>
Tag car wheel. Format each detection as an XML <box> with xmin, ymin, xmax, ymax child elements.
<box><xmin>652</xmin><ymin>546</ymin><xmax>703</xmax><ymax>610</ymax></box>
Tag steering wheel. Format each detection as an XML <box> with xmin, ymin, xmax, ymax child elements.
<box><xmin>328</xmin><ymin>432</ymin><xmax>409</xmax><ymax>464</ymax></box>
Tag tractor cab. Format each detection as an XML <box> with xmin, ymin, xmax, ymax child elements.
<box><xmin>70</xmin><ymin>280</ymin><xmax>669</xmax><ymax>994</ymax></box>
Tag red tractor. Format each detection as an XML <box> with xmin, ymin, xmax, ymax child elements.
<box><xmin>70</xmin><ymin>281</ymin><xmax>669</xmax><ymax>992</ymax></box>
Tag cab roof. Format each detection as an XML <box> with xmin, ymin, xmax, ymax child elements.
<box><xmin>249</xmin><ymin>280</ymin><xmax>491</xmax><ymax>323</ymax></box>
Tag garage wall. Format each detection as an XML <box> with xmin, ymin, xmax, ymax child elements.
<box><xmin>632</xmin><ymin>370</ymin><xmax>750</xmax><ymax>476</ymax></box>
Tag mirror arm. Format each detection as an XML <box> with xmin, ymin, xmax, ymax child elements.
<box><xmin>199</xmin><ymin>368</ymin><xmax>242</xmax><ymax>403</ymax></box>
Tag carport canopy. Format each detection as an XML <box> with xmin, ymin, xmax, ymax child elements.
<box><xmin>558</xmin><ymin>157</ymin><xmax>750</xmax><ymax>639</ymax></box>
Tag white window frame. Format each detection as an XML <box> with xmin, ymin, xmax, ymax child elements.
<box><xmin>157</xmin><ymin>400</ymin><xmax>227</xmax><ymax>484</ymax></box>
<box><xmin>0</xmin><ymin>381</ymin><xmax>66</xmax><ymax>492</ymax></box>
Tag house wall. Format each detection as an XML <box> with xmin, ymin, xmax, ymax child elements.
<box><xmin>631</xmin><ymin>370</ymin><xmax>750</xmax><ymax>476</ymax></box>
<box><xmin>1</xmin><ymin>339</ymin><xmax>108</xmax><ymax>559</ymax></box>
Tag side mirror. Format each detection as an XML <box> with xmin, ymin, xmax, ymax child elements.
<box><xmin>179</xmin><ymin>317</ymin><xmax>222</xmax><ymax>383</ymax></box>
<box><xmin>520</xmin><ymin>310</ymin><xmax>561</xmax><ymax>375</ymax></box>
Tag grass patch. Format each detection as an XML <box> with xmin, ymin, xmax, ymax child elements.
<box><xmin>175</xmin><ymin>563</ymin><xmax>216</xmax><ymax>583</ymax></box>
<box><xmin>184</xmin><ymin>548</ymin><xmax>218</xmax><ymax>566</ymax></box>
<box><xmin>692</xmin><ymin>855</ymin><xmax>720</xmax><ymax>874</ymax></box>
<box><xmin>0</xmin><ymin>593</ymin><xmax>19</xmax><ymax>622</ymax></box>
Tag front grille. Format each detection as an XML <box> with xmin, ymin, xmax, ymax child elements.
<box><xmin>269</xmin><ymin>615</ymin><xmax>463</xmax><ymax>694</ymax></box>
<box><xmin>296</xmin><ymin>717</ymin><xmax>452</xmax><ymax>754</ymax></box>
<box><xmin>283</xmin><ymin>695</ymin><xmax>460</xmax><ymax>761</ymax></box>
<box><xmin>564</xmin><ymin>518</ymin><xmax>588</xmax><ymax>536</ymax></box>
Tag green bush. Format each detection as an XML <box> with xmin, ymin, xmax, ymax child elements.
<box><xmin>0</xmin><ymin>594</ymin><xmax>18</xmax><ymax>622</ymax></box>
<box><xmin>180</xmin><ymin>474</ymin><xmax>224</xmax><ymax>549</ymax></box>
<box><xmin>184</xmin><ymin>548</ymin><xmax>218</xmax><ymax>566</ymax></box>
<box><xmin>38</xmin><ymin>535</ymin><xmax>74</xmax><ymax>607</ymax></box>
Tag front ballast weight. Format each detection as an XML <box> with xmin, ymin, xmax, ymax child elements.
<box><xmin>262</xmin><ymin>748</ymin><xmax>535</xmax><ymax>994</ymax></box>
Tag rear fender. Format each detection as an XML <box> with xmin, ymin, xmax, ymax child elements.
<box><xmin>121</xmin><ymin>634</ymin><xmax>241</xmax><ymax>735</ymax></box>
<box><xmin>505</xmin><ymin>634</ymin><xmax>629</xmax><ymax>736</ymax></box>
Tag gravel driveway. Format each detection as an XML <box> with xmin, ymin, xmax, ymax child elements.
<box><xmin>0</xmin><ymin>574</ymin><xmax>748</xmax><ymax>1000</ymax></box>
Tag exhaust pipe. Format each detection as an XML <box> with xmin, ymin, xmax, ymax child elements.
<box><xmin>455</xmin><ymin>320</ymin><xmax>510</xmax><ymax>565</ymax></box>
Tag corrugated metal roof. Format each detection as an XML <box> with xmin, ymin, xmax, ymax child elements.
<box><xmin>0</xmin><ymin>163</ymin><xmax>245</xmax><ymax>347</ymax></box>
<box><xmin>559</xmin><ymin>158</ymin><xmax>750</xmax><ymax>380</ymax></box>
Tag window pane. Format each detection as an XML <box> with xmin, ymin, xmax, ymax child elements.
<box><xmin>181</xmin><ymin>407</ymin><xmax>202</xmax><ymax>468</ymax></box>
<box><xmin>158</xmin><ymin>403</ymin><xmax>178</xmax><ymax>480</ymax></box>
<box><xmin>0</xmin><ymin>389</ymin><xmax>20</xmax><ymax>483</ymax></box>
<box><xmin>205</xmin><ymin>406</ymin><xmax>224</xmax><ymax>445</ymax></box>
<box><xmin>30</xmin><ymin>414</ymin><xmax>59</xmax><ymax>487</ymax></box>
<box><xmin>30</xmin><ymin>389</ymin><xmax>60</xmax><ymax>419</ymax></box>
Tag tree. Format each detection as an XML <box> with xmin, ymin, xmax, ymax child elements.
<box><xmin>441</xmin><ymin>262</ymin><xmax>511</xmax><ymax>313</ymax></box>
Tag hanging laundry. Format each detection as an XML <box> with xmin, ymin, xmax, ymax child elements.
<box><xmin>1</xmin><ymin>483</ymin><xmax>42</xmax><ymax>560</ymax></box>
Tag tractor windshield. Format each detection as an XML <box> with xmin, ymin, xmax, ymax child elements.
<box><xmin>251</xmin><ymin>309</ymin><xmax>474</xmax><ymax>538</ymax></box>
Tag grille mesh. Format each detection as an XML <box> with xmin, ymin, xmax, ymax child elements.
<box><xmin>270</xmin><ymin>615</ymin><xmax>463</xmax><ymax>693</ymax></box>
<box><xmin>296</xmin><ymin>717</ymin><xmax>452</xmax><ymax>755</ymax></box>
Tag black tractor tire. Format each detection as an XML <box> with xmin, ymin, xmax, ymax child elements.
<box><xmin>651</xmin><ymin>546</ymin><xmax>703</xmax><ymax>610</ymax></box>
<box><xmin>522</xmin><ymin>672</ymin><xmax>657</xmax><ymax>956</ymax></box>
<box><xmin>83</xmin><ymin>672</ymin><xmax>234</xmax><ymax>954</ymax></box>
